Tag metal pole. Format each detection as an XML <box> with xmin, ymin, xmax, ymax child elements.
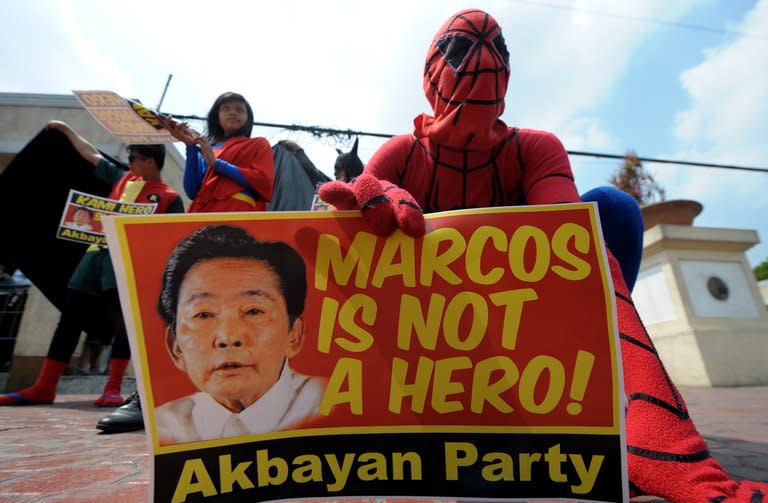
<box><xmin>156</xmin><ymin>74</ymin><xmax>173</xmax><ymax>113</ymax></box>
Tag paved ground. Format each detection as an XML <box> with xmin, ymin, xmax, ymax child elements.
<box><xmin>0</xmin><ymin>386</ymin><xmax>766</xmax><ymax>502</ymax></box>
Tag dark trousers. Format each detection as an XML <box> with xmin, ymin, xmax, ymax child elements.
<box><xmin>47</xmin><ymin>289</ymin><xmax>130</xmax><ymax>362</ymax></box>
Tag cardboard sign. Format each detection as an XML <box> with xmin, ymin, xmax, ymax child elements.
<box><xmin>73</xmin><ymin>90</ymin><xmax>172</xmax><ymax>144</ymax></box>
<box><xmin>102</xmin><ymin>205</ymin><xmax>627</xmax><ymax>503</ymax></box>
<box><xmin>57</xmin><ymin>189</ymin><xmax>157</xmax><ymax>246</ymax></box>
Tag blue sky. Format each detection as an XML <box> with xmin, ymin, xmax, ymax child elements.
<box><xmin>2</xmin><ymin>0</ymin><xmax>767</xmax><ymax>267</ymax></box>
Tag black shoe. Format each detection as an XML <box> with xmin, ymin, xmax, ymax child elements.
<box><xmin>96</xmin><ymin>391</ymin><xmax>144</xmax><ymax>433</ymax></box>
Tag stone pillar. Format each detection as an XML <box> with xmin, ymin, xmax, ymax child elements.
<box><xmin>633</xmin><ymin>201</ymin><xmax>768</xmax><ymax>386</ymax></box>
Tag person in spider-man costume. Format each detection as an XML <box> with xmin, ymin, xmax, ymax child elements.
<box><xmin>319</xmin><ymin>8</ymin><xmax>767</xmax><ymax>503</ymax></box>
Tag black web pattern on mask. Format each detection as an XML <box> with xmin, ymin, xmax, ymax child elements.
<box><xmin>425</xmin><ymin>10</ymin><xmax>509</xmax><ymax>112</ymax></box>
<box><xmin>405</xmin><ymin>130</ymin><xmax>525</xmax><ymax>213</ymax></box>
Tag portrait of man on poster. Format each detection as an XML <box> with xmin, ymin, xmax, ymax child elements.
<box><xmin>154</xmin><ymin>224</ymin><xmax>325</xmax><ymax>445</ymax></box>
<box><xmin>65</xmin><ymin>206</ymin><xmax>95</xmax><ymax>231</ymax></box>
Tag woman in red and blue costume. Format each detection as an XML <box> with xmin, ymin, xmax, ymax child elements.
<box><xmin>163</xmin><ymin>92</ymin><xmax>274</xmax><ymax>213</ymax></box>
<box><xmin>319</xmin><ymin>9</ymin><xmax>766</xmax><ymax>502</ymax></box>
<box><xmin>96</xmin><ymin>92</ymin><xmax>275</xmax><ymax>433</ymax></box>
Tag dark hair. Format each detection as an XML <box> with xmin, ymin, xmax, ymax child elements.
<box><xmin>334</xmin><ymin>137</ymin><xmax>363</xmax><ymax>180</ymax></box>
<box><xmin>127</xmin><ymin>144</ymin><xmax>166</xmax><ymax>170</ymax></box>
<box><xmin>157</xmin><ymin>225</ymin><xmax>306</xmax><ymax>334</ymax></box>
<box><xmin>73</xmin><ymin>207</ymin><xmax>93</xmax><ymax>218</ymax></box>
<box><xmin>206</xmin><ymin>92</ymin><xmax>254</xmax><ymax>142</ymax></box>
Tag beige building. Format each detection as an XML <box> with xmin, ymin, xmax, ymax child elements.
<box><xmin>0</xmin><ymin>92</ymin><xmax>188</xmax><ymax>389</ymax></box>
<box><xmin>633</xmin><ymin>201</ymin><xmax>768</xmax><ymax>386</ymax></box>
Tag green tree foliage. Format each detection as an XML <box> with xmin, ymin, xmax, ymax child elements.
<box><xmin>609</xmin><ymin>150</ymin><xmax>666</xmax><ymax>206</ymax></box>
<box><xmin>754</xmin><ymin>258</ymin><xmax>768</xmax><ymax>281</ymax></box>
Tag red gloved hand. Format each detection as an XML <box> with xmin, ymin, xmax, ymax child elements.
<box><xmin>318</xmin><ymin>174</ymin><xmax>425</xmax><ymax>237</ymax></box>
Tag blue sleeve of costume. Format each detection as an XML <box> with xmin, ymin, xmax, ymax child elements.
<box><xmin>581</xmin><ymin>186</ymin><xmax>644</xmax><ymax>292</ymax></box>
<box><xmin>213</xmin><ymin>158</ymin><xmax>250</xmax><ymax>188</ymax></box>
<box><xmin>183</xmin><ymin>145</ymin><xmax>207</xmax><ymax>199</ymax></box>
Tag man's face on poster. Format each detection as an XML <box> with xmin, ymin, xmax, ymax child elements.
<box><xmin>166</xmin><ymin>257</ymin><xmax>304</xmax><ymax>412</ymax></box>
<box><xmin>73</xmin><ymin>208</ymin><xmax>91</xmax><ymax>226</ymax></box>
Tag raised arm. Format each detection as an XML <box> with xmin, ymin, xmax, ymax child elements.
<box><xmin>45</xmin><ymin>120</ymin><xmax>103</xmax><ymax>166</ymax></box>
<box><xmin>161</xmin><ymin>115</ymin><xmax>210</xmax><ymax>199</ymax></box>
<box><xmin>183</xmin><ymin>145</ymin><xmax>207</xmax><ymax>199</ymax></box>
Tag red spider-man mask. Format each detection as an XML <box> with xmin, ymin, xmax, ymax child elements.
<box><xmin>414</xmin><ymin>9</ymin><xmax>511</xmax><ymax>150</ymax></box>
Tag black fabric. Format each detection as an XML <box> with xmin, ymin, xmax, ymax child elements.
<box><xmin>46</xmin><ymin>289</ymin><xmax>107</xmax><ymax>361</ymax></box>
<box><xmin>335</xmin><ymin>137</ymin><xmax>364</xmax><ymax>181</ymax></box>
<box><xmin>106</xmin><ymin>289</ymin><xmax>130</xmax><ymax>359</ymax></box>
<box><xmin>267</xmin><ymin>144</ymin><xmax>330</xmax><ymax>211</ymax></box>
<box><xmin>436</xmin><ymin>35</ymin><xmax>474</xmax><ymax>71</ymax></box>
<box><xmin>0</xmin><ymin>128</ymin><xmax>117</xmax><ymax>310</ymax></box>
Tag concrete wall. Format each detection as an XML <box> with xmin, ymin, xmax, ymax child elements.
<box><xmin>633</xmin><ymin>223</ymin><xmax>768</xmax><ymax>386</ymax></box>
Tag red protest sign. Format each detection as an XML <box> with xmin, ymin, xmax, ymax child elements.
<box><xmin>104</xmin><ymin>205</ymin><xmax>626</xmax><ymax>502</ymax></box>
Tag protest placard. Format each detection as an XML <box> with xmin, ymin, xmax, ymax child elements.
<box><xmin>102</xmin><ymin>204</ymin><xmax>627</xmax><ymax>503</ymax></box>
<box><xmin>73</xmin><ymin>90</ymin><xmax>172</xmax><ymax>144</ymax></box>
<box><xmin>57</xmin><ymin>189</ymin><xmax>157</xmax><ymax>246</ymax></box>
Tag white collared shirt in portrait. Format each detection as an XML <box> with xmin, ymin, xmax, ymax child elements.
<box><xmin>155</xmin><ymin>363</ymin><xmax>325</xmax><ymax>445</ymax></box>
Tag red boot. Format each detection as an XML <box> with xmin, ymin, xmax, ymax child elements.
<box><xmin>94</xmin><ymin>358</ymin><xmax>129</xmax><ymax>407</ymax></box>
<box><xmin>0</xmin><ymin>358</ymin><xmax>67</xmax><ymax>405</ymax></box>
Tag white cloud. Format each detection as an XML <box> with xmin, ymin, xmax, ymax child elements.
<box><xmin>54</xmin><ymin>0</ymin><xmax>136</xmax><ymax>94</ymax></box>
<box><xmin>670</xmin><ymin>0</ymin><xmax>768</xmax><ymax>264</ymax></box>
<box><xmin>674</xmin><ymin>0</ymin><xmax>768</xmax><ymax>164</ymax></box>
<box><xmin>502</xmin><ymin>1</ymin><xmax>700</xmax><ymax>126</ymax></box>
